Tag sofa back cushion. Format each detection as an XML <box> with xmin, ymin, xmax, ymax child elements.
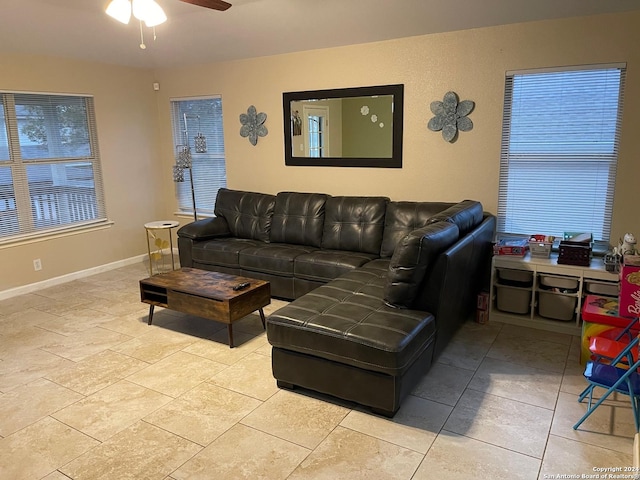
<box><xmin>427</xmin><ymin>200</ymin><xmax>483</xmax><ymax>237</ymax></box>
<box><xmin>214</xmin><ymin>188</ymin><xmax>276</xmax><ymax>242</ymax></box>
<box><xmin>321</xmin><ymin>196</ymin><xmax>389</xmax><ymax>254</ymax></box>
<box><xmin>384</xmin><ymin>221</ymin><xmax>460</xmax><ymax>308</ymax></box>
<box><xmin>270</xmin><ymin>192</ymin><xmax>328</xmax><ymax>247</ymax></box>
<box><xmin>380</xmin><ymin>201</ymin><xmax>454</xmax><ymax>258</ymax></box>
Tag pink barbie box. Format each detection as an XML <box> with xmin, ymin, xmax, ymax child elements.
<box><xmin>619</xmin><ymin>255</ymin><xmax>640</xmax><ymax>318</ymax></box>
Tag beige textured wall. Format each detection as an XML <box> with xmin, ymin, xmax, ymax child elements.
<box><xmin>0</xmin><ymin>53</ymin><xmax>165</xmax><ymax>291</ymax></box>
<box><xmin>154</xmin><ymin>12</ymin><xmax>640</xmax><ymax>242</ymax></box>
<box><xmin>2</xmin><ymin>11</ymin><xmax>639</xmax><ymax>293</ymax></box>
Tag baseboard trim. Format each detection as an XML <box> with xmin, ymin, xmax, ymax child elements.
<box><xmin>0</xmin><ymin>254</ymin><xmax>148</xmax><ymax>301</ymax></box>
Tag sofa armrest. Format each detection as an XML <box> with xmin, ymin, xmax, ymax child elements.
<box><xmin>417</xmin><ymin>214</ymin><xmax>496</xmax><ymax>357</ymax></box>
<box><xmin>384</xmin><ymin>221</ymin><xmax>459</xmax><ymax>308</ymax></box>
<box><xmin>177</xmin><ymin>217</ymin><xmax>231</xmax><ymax>240</ymax></box>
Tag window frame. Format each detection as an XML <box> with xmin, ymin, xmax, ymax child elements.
<box><xmin>169</xmin><ymin>95</ymin><xmax>227</xmax><ymax>219</ymax></box>
<box><xmin>0</xmin><ymin>91</ymin><xmax>108</xmax><ymax>245</ymax></box>
<box><xmin>497</xmin><ymin>63</ymin><xmax>626</xmax><ymax>245</ymax></box>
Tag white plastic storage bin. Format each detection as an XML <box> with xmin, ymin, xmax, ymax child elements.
<box><xmin>529</xmin><ymin>241</ymin><xmax>552</xmax><ymax>258</ymax></box>
<box><xmin>539</xmin><ymin>275</ymin><xmax>579</xmax><ymax>292</ymax></box>
<box><xmin>584</xmin><ymin>281</ymin><xmax>619</xmax><ymax>297</ymax></box>
<box><xmin>497</xmin><ymin>269</ymin><xmax>533</xmax><ymax>287</ymax></box>
<box><xmin>496</xmin><ymin>286</ymin><xmax>531</xmax><ymax>314</ymax></box>
<box><xmin>538</xmin><ymin>291</ymin><xmax>577</xmax><ymax>321</ymax></box>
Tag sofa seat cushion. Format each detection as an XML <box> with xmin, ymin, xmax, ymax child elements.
<box><xmin>192</xmin><ymin>238</ymin><xmax>263</xmax><ymax>268</ymax></box>
<box><xmin>321</xmin><ymin>196</ymin><xmax>389</xmax><ymax>254</ymax></box>
<box><xmin>294</xmin><ymin>250</ymin><xmax>379</xmax><ymax>282</ymax></box>
<box><xmin>359</xmin><ymin>258</ymin><xmax>392</xmax><ymax>273</ymax></box>
<box><xmin>267</xmin><ymin>268</ymin><xmax>436</xmax><ymax>376</ymax></box>
<box><xmin>238</xmin><ymin>243</ymin><xmax>318</xmax><ymax>276</ymax></box>
<box><xmin>270</xmin><ymin>192</ymin><xmax>328</xmax><ymax>247</ymax></box>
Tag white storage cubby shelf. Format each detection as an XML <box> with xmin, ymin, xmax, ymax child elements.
<box><xmin>489</xmin><ymin>252</ymin><xmax>619</xmax><ymax>336</ymax></box>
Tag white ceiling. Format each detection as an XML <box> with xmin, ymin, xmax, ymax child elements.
<box><xmin>3</xmin><ymin>0</ymin><xmax>640</xmax><ymax>69</ymax></box>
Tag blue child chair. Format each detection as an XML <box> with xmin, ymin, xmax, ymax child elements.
<box><xmin>574</xmin><ymin>334</ymin><xmax>640</xmax><ymax>431</ymax></box>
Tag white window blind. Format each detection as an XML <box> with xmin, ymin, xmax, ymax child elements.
<box><xmin>0</xmin><ymin>92</ymin><xmax>107</xmax><ymax>242</ymax></box>
<box><xmin>498</xmin><ymin>64</ymin><xmax>625</xmax><ymax>243</ymax></box>
<box><xmin>170</xmin><ymin>96</ymin><xmax>226</xmax><ymax>218</ymax></box>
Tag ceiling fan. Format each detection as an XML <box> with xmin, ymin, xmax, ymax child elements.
<box><xmin>179</xmin><ymin>0</ymin><xmax>232</xmax><ymax>11</ymax></box>
<box><xmin>106</xmin><ymin>0</ymin><xmax>232</xmax><ymax>49</ymax></box>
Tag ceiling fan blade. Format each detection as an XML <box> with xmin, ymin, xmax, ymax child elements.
<box><xmin>179</xmin><ymin>0</ymin><xmax>232</xmax><ymax>11</ymax></box>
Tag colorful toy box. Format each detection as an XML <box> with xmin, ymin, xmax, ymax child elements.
<box><xmin>493</xmin><ymin>237</ymin><xmax>529</xmax><ymax>256</ymax></box>
<box><xmin>619</xmin><ymin>255</ymin><xmax>640</xmax><ymax>318</ymax></box>
<box><xmin>580</xmin><ymin>295</ymin><xmax>638</xmax><ymax>364</ymax></box>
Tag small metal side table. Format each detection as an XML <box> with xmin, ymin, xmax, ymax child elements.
<box><xmin>144</xmin><ymin>220</ymin><xmax>180</xmax><ymax>275</ymax></box>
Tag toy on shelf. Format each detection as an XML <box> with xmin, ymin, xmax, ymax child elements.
<box><xmin>605</xmin><ymin>233</ymin><xmax>636</xmax><ymax>273</ymax></box>
<box><xmin>493</xmin><ymin>236</ymin><xmax>529</xmax><ymax>256</ymax></box>
<box><xmin>619</xmin><ymin>233</ymin><xmax>637</xmax><ymax>256</ymax></box>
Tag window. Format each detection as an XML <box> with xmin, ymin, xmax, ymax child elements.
<box><xmin>0</xmin><ymin>92</ymin><xmax>107</xmax><ymax>242</ymax></box>
<box><xmin>303</xmin><ymin>105</ymin><xmax>328</xmax><ymax>158</ymax></box>
<box><xmin>498</xmin><ymin>64</ymin><xmax>626</xmax><ymax>244</ymax></box>
<box><xmin>307</xmin><ymin>116</ymin><xmax>324</xmax><ymax>157</ymax></box>
<box><xmin>170</xmin><ymin>96</ymin><xmax>226</xmax><ymax>218</ymax></box>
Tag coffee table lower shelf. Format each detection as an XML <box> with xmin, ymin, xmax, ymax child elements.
<box><xmin>139</xmin><ymin>268</ymin><xmax>271</xmax><ymax>348</ymax></box>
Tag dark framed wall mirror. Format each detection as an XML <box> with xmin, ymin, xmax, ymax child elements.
<box><xmin>283</xmin><ymin>84</ymin><xmax>404</xmax><ymax>167</ymax></box>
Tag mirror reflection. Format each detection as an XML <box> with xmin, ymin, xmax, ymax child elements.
<box><xmin>290</xmin><ymin>95</ymin><xmax>394</xmax><ymax>158</ymax></box>
<box><xmin>283</xmin><ymin>84</ymin><xmax>403</xmax><ymax>168</ymax></box>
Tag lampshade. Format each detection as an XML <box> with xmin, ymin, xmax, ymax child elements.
<box><xmin>172</xmin><ymin>165</ymin><xmax>185</xmax><ymax>183</ymax></box>
<box><xmin>132</xmin><ymin>0</ymin><xmax>167</xmax><ymax>27</ymax></box>
<box><xmin>106</xmin><ymin>0</ymin><xmax>167</xmax><ymax>27</ymax></box>
<box><xmin>106</xmin><ymin>0</ymin><xmax>132</xmax><ymax>24</ymax></box>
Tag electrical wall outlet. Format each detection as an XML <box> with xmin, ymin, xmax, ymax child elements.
<box><xmin>33</xmin><ymin>258</ymin><xmax>42</xmax><ymax>271</ymax></box>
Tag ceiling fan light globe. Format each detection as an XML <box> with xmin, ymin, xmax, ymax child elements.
<box><xmin>132</xmin><ymin>0</ymin><xmax>166</xmax><ymax>26</ymax></box>
<box><xmin>143</xmin><ymin>2</ymin><xmax>167</xmax><ymax>27</ymax></box>
<box><xmin>106</xmin><ymin>0</ymin><xmax>132</xmax><ymax>24</ymax></box>
<box><xmin>131</xmin><ymin>0</ymin><xmax>147</xmax><ymax>20</ymax></box>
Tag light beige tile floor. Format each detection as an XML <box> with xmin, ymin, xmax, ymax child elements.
<box><xmin>0</xmin><ymin>262</ymin><xmax>636</xmax><ymax>479</ymax></box>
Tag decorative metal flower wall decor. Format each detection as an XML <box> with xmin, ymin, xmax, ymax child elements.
<box><xmin>427</xmin><ymin>91</ymin><xmax>474</xmax><ymax>142</ymax></box>
<box><xmin>239</xmin><ymin>105</ymin><xmax>268</xmax><ymax>146</ymax></box>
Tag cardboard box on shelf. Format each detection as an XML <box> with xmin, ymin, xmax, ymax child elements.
<box><xmin>619</xmin><ymin>255</ymin><xmax>640</xmax><ymax>318</ymax></box>
<box><xmin>493</xmin><ymin>237</ymin><xmax>529</xmax><ymax>256</ymax></box>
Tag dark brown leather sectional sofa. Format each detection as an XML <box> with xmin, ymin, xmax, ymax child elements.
<box><xmin>177</xmin><ymin>188</ymin><xmax>496</xmax><ymax>416</ymax></box>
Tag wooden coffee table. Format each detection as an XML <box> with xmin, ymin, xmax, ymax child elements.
<box><xmin>139</xmin><ymin>268</ymin><xmax>271</xmax><ymax>348</ymax></box>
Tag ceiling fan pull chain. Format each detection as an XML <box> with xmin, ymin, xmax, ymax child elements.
<box><xmin>139</xmin><ymin>20</ymin><xmax>146</xmax><ymax>49</ymax></box>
